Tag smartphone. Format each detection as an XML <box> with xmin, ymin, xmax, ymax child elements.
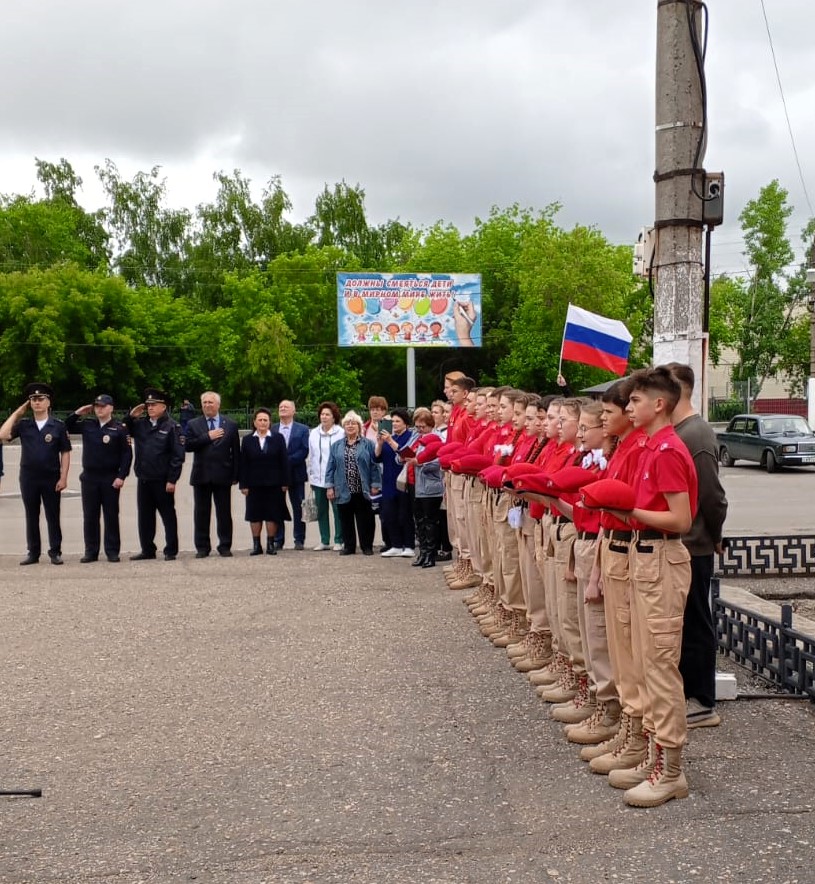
<box><xmin>378</xmin><ymin>418</ymin><xmax>393</xmax><ymax>435</ymax></box>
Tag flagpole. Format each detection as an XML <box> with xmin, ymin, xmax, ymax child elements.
<box><xmin>558</xmin><ymin>304</ymin><xmax>570</xmax><ymax>377</ymax></box>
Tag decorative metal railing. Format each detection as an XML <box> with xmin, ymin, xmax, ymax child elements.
<box><xmin>718</xmin><ymin>534</ymin><xmax>815</xmax><ymax>577</ymax></box>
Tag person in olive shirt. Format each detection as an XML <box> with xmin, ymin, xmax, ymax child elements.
<box><xmin>123</xmin><ymin>387</ymin><xmax>185</xmax><ymax>561</ymax></box>
<box><xmin>65</xmin><ymin>394</ymin><xmax>133</xmax><ymax>563</ymax></box>
<box><xmin>667</xmin><ymin>363</ymin><xmax>729</xmax><ymax>729</ymax></box>
<box><xmin>0</xmin><ymin>382</ymin><xmax>71</xmax><ymax>565</ymax></box>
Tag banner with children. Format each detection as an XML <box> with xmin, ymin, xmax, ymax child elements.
<box><xmin>337</xmin><ymin>273</ymin><xmax>482</xmax><ymax>347</ymax></box>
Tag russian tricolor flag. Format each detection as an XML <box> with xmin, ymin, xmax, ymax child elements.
<box><xmin>560</xmin><ymin>304</ymin><xmax>632</xmax><ymax>376</ymax></box>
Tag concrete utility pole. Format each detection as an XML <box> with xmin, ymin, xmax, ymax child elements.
<box><xmin>653</xmin><ymin>0</ymin><xmax>707</xmax><ymax>408</ymax></box>
<box><xmin>807</xmin><ymin>241</ymin><xmax>815</xmax><ymax>426</ymax></box>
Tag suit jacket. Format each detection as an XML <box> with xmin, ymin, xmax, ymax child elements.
<box><xmin>185</xmin><ymin>415</ymin><xmax>241</xmax><ymax>486</ymax></box>
<box><xmin>239</xmin><ymin>432</ymin><xmax>290</xmax><ymax>488</ymax></box>
<box><xmin>271</xmin><ymin>420</ymin><xmax>309</xmax><ymax>484</ymax></box>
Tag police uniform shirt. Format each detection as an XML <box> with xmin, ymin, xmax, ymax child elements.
<box><xmin>64</xmin><ymin>413</ymin><xmax>132</xmax><ymax>481</ymax></box>
<box><xmin>123</xmin><ymin>412</ymin><xmax>185</xmax><ymax>483</ymax></box>
<box><xmin>11</xmin><ymin>418</ymin><xmax>71</xmax><ymax>475</ymax></box>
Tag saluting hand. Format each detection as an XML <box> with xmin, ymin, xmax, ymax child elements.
<box><xmin>75</xmin><ymin>404</ymin><xmax>94</xmax><ymax>416</ymax></box>
<box><xmin>130</xmin><ymin>403</ymin><xmax>146</xmax><ymax>417</ymax></box>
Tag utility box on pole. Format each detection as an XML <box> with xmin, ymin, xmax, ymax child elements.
<box><xmin>653</xmin><ymin>0</ymin><xmax>707</xmax><ymax>409</ymax></box>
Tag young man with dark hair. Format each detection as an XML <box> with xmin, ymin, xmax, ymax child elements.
<box><xmin>666</xmin><ymin>363</ymin><xmax>728</xmax><ymax>729</ymax></box>
<box><xmin>602</xmin><ymin>366</ymin><xmax>698</xmax><ymax>808</ymax></box>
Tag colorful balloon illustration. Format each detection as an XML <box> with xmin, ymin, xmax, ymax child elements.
<box><xmin>398</xmin><ymin>297</ymin><xmax>414</xmax><ymax>312</ymax></box>
<box><xmin>430</xmin><ymin>298</ymin><xmax>448</xmax><ymax>315</ymax></box>
<box><xmin>366</xmin><ymin>298</ymin><xmax>381</xmax><ymax>315</ymax></box>
<box><xmin>414</xmin><ymin>298</ymin><xmax>430</xmax><ymax>316</ymax></box>
<box><xmin>348</xmin><ymin>296</ymin><xmax>365</xmax><ymax>315</ymax></box>
<box><xmin>382</xmin><ymin>297</ymin><xmax>398</xmax><ymax>311</ymax></box>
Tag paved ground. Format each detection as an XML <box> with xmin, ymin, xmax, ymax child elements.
<box><xmin>1</xmin><ymin>446</ymin><xmax>815</xmax><ymax>882</ymax></box>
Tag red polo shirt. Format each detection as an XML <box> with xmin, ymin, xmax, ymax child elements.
<box><xmin>600</xmin><ymin>428</ymin><xmax>647</xmax><ymax>531</ymax></box>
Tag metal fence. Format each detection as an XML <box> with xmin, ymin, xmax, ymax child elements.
<box><xmin>713</xmin><ymin>577</ymin><xmax>815</xmax><ymax>699</ymax></box>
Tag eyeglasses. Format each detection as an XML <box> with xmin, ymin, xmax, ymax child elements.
<box><xmin>578</xmin><ymin>424</ymin><xmax>604</xmax><ymax>433</ymax></box>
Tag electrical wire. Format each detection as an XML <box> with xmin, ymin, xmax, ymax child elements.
<box><xmin>759</xmin><ymin>0</ymin><xmax>815</xmax><ymax>218</ymax></box>
<box><xmin>684</xmin><ymin>0</ymin><xmax>712</xmax><ymax>202</ymax></box>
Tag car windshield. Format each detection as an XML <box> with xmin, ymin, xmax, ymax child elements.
<box><xmin>761</xmin><ymin>417</ymin><xmax>811</xmax><ymax>436</ymax></box>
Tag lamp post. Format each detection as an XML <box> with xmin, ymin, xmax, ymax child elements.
<box><xmin>808</xmin><ymin>263</ymin><xmax>815</xmax><ymax>427</ymax></box>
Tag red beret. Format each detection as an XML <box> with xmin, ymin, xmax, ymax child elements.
<box><xmin>580</xmin><ymin>478</ymin><xmax>636</xmax><ymax>511</ymax></box>
<box><xmin>436</xmin><ymin>441</ymin><xmax>464</xmax><ymax>458</ymax></box>
<box><xmin>549</xmin><ymin>465</ymin><xmax>600</xmax><ymax>494</ymax></box>
<box><xmin>479</xmin><ymin>465</ymin><xmax>506</xmax><ymax>489</ymax></box>
<box><xmin>512</xmin><ymin>471</ymin><xmax>557</xmax><ymax>496</ymax></box>
<box><xmin>416</xmin><ymin>440</ymin><xmax>443</xmax><ymax>464</ymax></box>
<box><xmin>453</xmin><ymin>453</ymin><xmax>493</xmax><ymax>475</ymax></box>
<box><xmin>437</xmin><ymin>441</ymin><xmax>465</xmax><ymax>469</ymax></box>
<box><xmin>504</xmin><ymin>462</ymin><xmax>542</xmax><ymax>481</ymax></box>
<box><xmin>417</xmin><ymin>433</ymin><xmax>443</xmax><ymax>448</ymax></box>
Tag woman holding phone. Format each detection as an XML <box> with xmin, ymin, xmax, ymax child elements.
<box><xmin>375</xmin><ymin>407</ymin><xmax>416</xmax><ymax>558</ymax></box>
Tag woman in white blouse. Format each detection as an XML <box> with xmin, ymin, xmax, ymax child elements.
<box><xmin>307</xmin><ymin>401</ymin><xmax>345</xmax><ymax>550</ymax></box>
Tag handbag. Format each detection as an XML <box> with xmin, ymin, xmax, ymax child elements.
<box><xmin>396</xmin><ymin>464</ymin><xmax>409</xmax><ymax>493</ymax></box>
<box><xmin>302</xmin><ymin>496</ymin><xmax>319</xmax><ymax>522</ymax></box>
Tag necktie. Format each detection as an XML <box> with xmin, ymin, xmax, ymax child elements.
<box><xmin>209</xmin><ymin>418</ymin><xmax>216</xmax><ymax>431</ymax></box>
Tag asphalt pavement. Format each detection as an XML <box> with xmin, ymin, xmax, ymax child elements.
<box><xmin>1</xmin><ymin>446</ymin><xmax>814</xmax><ymax>883</ymax></box>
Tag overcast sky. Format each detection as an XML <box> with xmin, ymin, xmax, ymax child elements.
<box><xmin>1</xmin><ymin>0</ymin><xmax>813</xmax><ymax>276</ymax></box>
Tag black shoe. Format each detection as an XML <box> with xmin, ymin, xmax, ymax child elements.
<box><xmin>250</xmin><ymin>540</ymin><xmax>263</xmax><ymax>556</ymax></box>
<box><xmin>338</xmin><ymin>549</ymin><xmax>355</xmax><ymax>556</ymax></box>
<box><xmin>164</xmin><ymin>553</ymin><xmax>177</xmax><ymax>561</ymax></box>
<box><xmin>422</xmin><ymin>558</ymin><xmax>436</xmax><ymax>568</ymax></box>
<box><xmin>195</xmin><ymin>551</ymin><xmax>210</xmax><ymax>559</ymax></box>
<box><xmin>80</xmin><ymin>555</ymin><xmax>98</xmax><ymax>564</ymax></box>
<box><xmin>362</xmin><ymin>548</ymin><xmax>374</xmax><ymax>556</ymax></box>
<box><xmin>130</xmin><ymin>552</ymin><xmax>156</xmax><ymax>561</ymax></box>
<box><xmin>412</xmin><ymin>552</ymin><xmax>429</xmax><ymax>567</ymax></box>
<box><xmin>107</xmin><ymin>555</ymin><xmax>120</xmax><ymax>563</ymax></box>
<box><xmin>50</xmin><ymin>554</ymin><xmax>64</xmax><ymax>566</ymax></box>
<box><xmin>218</xmin><ymin>550</ymin><xmax>233</xmax><ymax>557</ymax></box>
<box><xmin>436</xmin><ymin>550</ymin><xmax>453</xmax><ymax>562</ymax></box>
<box><xmin>294</xmin><ymin>541</ymin><xmax>305</xmax><ymax>551</ymax></box>
<box><xmin>19</xmin><ymin>555</ymin><xmax>39</xmax><ymax>566</ymax></box>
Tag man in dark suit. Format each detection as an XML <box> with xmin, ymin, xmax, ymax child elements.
<box><xmin>272</xmin><ymin>399</ymin><xmax>309</xmax><ymax>550</ymax></box>
<box><xmin>184</xmin><ymin>390</ymin><xmax>241</xmax><ymax>557</ymax></box>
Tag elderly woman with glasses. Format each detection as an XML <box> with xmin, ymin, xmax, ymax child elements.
<box><xmin>325</xmin><ymin>410</ymin><xmax>382</xmax><ymax>556</ymax></box>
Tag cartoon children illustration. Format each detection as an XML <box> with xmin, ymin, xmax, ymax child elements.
<box><xmin>386</xmin><ymin>323</ymin><xmax>400</xmax><ymax>343</ymax></box>
<box><xmin>414</xmin><ymin>321</ymin><xmax>429</xmax><ymax>343</ymax></box>
<box><xmin>369</xmin><ymin>321</ymin><xmax>383</xmax><ymax>343</ymax></box>
<box><xmin>429</xmin><ymin>321</ymin><xmax>443</xmax><ymax>341</ymax></box>
<box><xmin>354</xmin><ymin>322</ymin><xmax>369</xmax><ymax>343</ymax></box>
<box><xmin>400</xmin><ymin>321</ymin><xmax>414</xmax><ymax>343</ymax></box>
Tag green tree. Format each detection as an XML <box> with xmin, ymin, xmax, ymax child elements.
<box><xmin>709</xmin><ymin>181</ymin><xmax>808</xmax><ymax>402</ymax></box>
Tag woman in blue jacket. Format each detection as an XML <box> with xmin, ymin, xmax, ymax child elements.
<box><xmin>325</xmin><ymin>411</ymin><xmax>382</xmax><ymax>556</ymax></box>
<box><xmin>374</xmin><ymin>407</ymin><xmax>416</xmax><ymax>558</ymax></box>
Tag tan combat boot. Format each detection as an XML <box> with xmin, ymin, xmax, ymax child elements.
<box><xmin>493</xmin><ymin>612</ymin><xmax>529</xmax><ymax>648</ymax></box>
<box><xmin>480</xmin><ymin>605</ymin><xmax>510</xmax><ymax>637</ymax></box>
<box><xmin>607</xmin><ymin>730</ymin><xmax>655</xmax><ymax>789</ymax></box>
<box><xmin>507</xmin><ymin>632</ymin><xmax>533</xmax><ymax>659</ymax></box>
<box><xmin>590</xmin><ymin>716</ymin><xmax>647</xmax><ymax>774</ymax></box>
<box><xmin>445</xmin><ymin>559</ymin><xmax>466</xmax><ymax>583</ymax></box>
<box><xmin>449</xmin><ymin>559</ymin><xmax>481</xmax><ymax>590</ymax></box>
<box><xmin>514</xmin><ymin>631</ymin><xmax>554</xmax><ymax>673</ymax></box>
<box><xmin>464</xmin><ymin>583</ymin><xmax>488</xmax><ymax>606</ymax></box>
<box><xmin>538</xmin><ymin>662</ymin><xmax>578</xmax><ymax>703</ymax></box>
<box><xmin>566</xmin><ymin>698</ymin><xmax>621</xmax><ymax>744</ymax></box>
<box><xmin>551</xmin><ymin>676</ymin><xmax>596</xmax><ymax>723</ymax></box>
<box><xmin>624</xmin><ymin>744</ymin><xmax>689</xmax><ymax>807</ymax></box>
<box><xmin>580</xmin><ymin>711</ymin><xmax>630</xmax><ymax>761</ymax></box>
<box><xmin>528</xmin><ymin>651</ymin><xmax>566</xmax><ymax>686</ymax></box>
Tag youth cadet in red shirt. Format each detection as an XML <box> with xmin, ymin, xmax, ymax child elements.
<box><xmin>601</xmin><ymin>366</ymin><xmax>697</xmax><ymax>808</ymax></box>
<box><xmin>445</xmin><ymin>376</ymin><xmax>478</xmax><ymax>587</ymax></box>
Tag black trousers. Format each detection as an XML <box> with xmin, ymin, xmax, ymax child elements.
<box><xmin>679</xmin><ymin>553</ymin><xmax>717</xmax><ymax>708</ymax></box>
<box><xmin>337</xmin><ymin>492</ymin><xmax>376</xmax><ymax>553</ymax></box>
<box><xmin>137</xmin><ymin>480</ymin><xmax>179</xmax><ymax>557</ymax></box>
<box><xmin>20</xmin><ymin>472</ymin><xmax>62</xmax><ymax>558</ymax></box>
<box><xmin>193</xmin><ymin>483</ymin><xmax>234</xmax><ymax>554</ymax></box>
<box><xmin>81</xmin><ymin>477</ymin><xmax>122</xmax><ymax>558</ymax></box>
<box><xmin>380</xmin><ymin>491</ymin><xmax>414</xmax><ymax>550</ymax></box>
<box><xmin>413</xmin><ymin>495</ymin><xmax>442</xmax><ymax>557</ymax></box>
<box><xmin>274</xmin><ymin>481</ymin><xmax>305</xmax><ymax>546</ymax></box>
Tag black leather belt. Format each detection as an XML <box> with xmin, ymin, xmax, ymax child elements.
<box><xmin>638</xmin><ymin>530</ymin><xmax>679</xmax><ymax>541</ymax></box>
<box><xmin>552</xmin><ymin>515</ymin><xmax>568</xmax><ymax>524</ymax></box>
<box><xmin>608</xmin><ymin>530</ymin><xmax>633</xmax><ymax>542</ymax></box>
<box><xmin>578</xmin><ymin>531</ymin><xmax>599</xmax><ymax>541</ymax></box>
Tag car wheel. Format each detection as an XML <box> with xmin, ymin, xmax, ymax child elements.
<box><xmin>719</xmin><ymin>446</ymin><xmax>733</xmax><ymax>467</ymax></box>
<box><xmin>765</xmin><ymin>450</ymin><xmax>777</xmax><ymax>473</ymax></box>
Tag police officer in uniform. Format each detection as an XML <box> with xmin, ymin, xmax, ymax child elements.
<box><xmin>0</xmin><ymin>382</ymin><xmax>72</xmax><ymax>565</ymax></box>
<box><xmin>65</xmin><ymin>394</ymin><xmax>133</xmax><ymax>563</ymax></box>
<box><xmin>123</xmin><ymin>387</ymin><xmax>185</xmax><ymax>561</ymax></box>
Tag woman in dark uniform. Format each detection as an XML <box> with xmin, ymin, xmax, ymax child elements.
<box><xmin>239</xmin><ymin>407</ymin><xmax>290</xmax><ymax>555</ymax></box>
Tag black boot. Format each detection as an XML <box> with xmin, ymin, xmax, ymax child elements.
<box><xmin>250</xmin><ymin>538</ymin><xmax>263</xmax><ymax>556</ymax></box>
<box><xmin>412</xmin><ymin>550</ymin><xmax>428</xmax><ymax>567</ymax></box>
<box><xmin>422</xmin><ymin>550</ymin><xmax>436</xmax><ymax>569</ymax></box>
<box><xmin>266</xmin><ymin>538</ymin><xmax>277</xmax><ymax>556</ymax></box>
